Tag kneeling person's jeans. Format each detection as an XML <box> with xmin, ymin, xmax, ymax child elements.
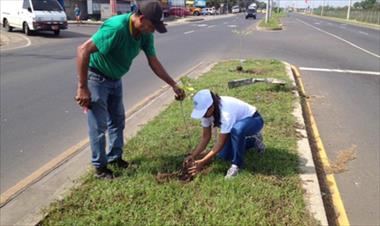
<box><xmin>218</xmin><ymin>112</ymin><xmax>264</xmax><ymax>168</ymax></box>
<box><xmin>87</xmin><ymin>72</ymin><xmax>125</xmax><ymax>169</ymax></box>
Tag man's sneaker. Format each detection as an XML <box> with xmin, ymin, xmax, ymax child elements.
<box><xmin>225</xmin><ymin>164</ymin><xmax>239</xmax><ymax>179</ymax></box>
<box><xmin>95</xmin><ymin>167</ymin><xmax>115</xmax><ymax>180</ymax></box>
<box><xmin>109</xmin><ymin>158</ymin><xmax>129</xmax><ymax>169</ymax></box>
<box><xmin>253</xmin><ymin>133</ymin><xmax>265</xmax><ymax>155</ymax></box>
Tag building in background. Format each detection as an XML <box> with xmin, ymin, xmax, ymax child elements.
<box><xmin>63</xmin><ymin>0</ymin><xmax>133</xmax><ymax>20</ymax></box>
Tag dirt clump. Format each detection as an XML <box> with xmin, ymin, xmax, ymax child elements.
<box><xmin>155</xmin><ymin>159</ymin><xmax>195</xmax><ymax>183</ymax></box>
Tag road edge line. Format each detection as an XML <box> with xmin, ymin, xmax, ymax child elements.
<box><xmin>291</xmin><ymin>65</ymin><xmax>350</xmax><ymax>226</ymax></box>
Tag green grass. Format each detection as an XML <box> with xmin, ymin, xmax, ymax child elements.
<box><xmin>40</xmin><ymin>60</ymin><xmax>318</xmax><ymax>226</ymax></box>
<box><xmin>259</xmin><ymin>12</ymin><xmax>284</xmax><ymax>30</ymax></box>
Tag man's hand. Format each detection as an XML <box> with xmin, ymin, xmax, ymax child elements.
<box><xmin>75</xmin><ymin>87</ymin><xmax>91</xmax><ymax>108</ymax></box>
<box><xmin>173</xmin><ymin>85</ymin><xmax>186</xmax><ymax>101</ymax></box>
<box><xmin>188</xmin><ymin>160</ymin><xmax>204</xmax><ymax>176</ymax></box>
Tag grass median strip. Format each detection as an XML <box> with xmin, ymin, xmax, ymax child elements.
<box><xmin>41</xmin><ymin>59</ymin><xmax>318</xmax><ymax>225</ymax></box>
<box><xmin>259</xmin><ymin>12</ymin><xmax>285</xmax><ymax>30</ymax></box>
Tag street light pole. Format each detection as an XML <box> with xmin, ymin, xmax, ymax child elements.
<box><xmin>347</xmin><ymin>0</ymin><xmax>352</xmax><ymax>20</ymax></box>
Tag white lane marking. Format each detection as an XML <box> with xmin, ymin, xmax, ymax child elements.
<box><xmin>300</xmin><ymin>67</ymin><xmax>380</xmax><ymax>75</ymax></box>
<box><xmin>315</xmin><ymin>22</ymin><xmax>321</xmax><ymax>25</ymax></box>
<box><xmin>184</xmin><ymin>30</ymin><xmax>194</xmax><ymax>34</ymax></box>
<box><xmin>0</xmin><ymin>33</ymin><xmax>32</xmax><ymax>51</ymax></box>
<box><xmin>228</xmin><ymin>25</ymin><xmax>237</xmax><ymax>28</ymax></box>
<box><xmin>207</xmin><ymin>25</ymin><xmax>216</xmax><ymax>28</ymax></box>
<box><xmin>197</xmin><ymin>24</ymin><xmax>208</xmax><ymax>27</ymax></box>
<box><xmin>296</xmin><ymin>18</ymin><xmax>380</xmax><ymax>59</ymax></box>
<box><xmin>359</xmin><ymin>31</ymin><xmax>369</xmax><ymax>36</ymax></box>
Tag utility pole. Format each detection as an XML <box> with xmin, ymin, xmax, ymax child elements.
<box><xmin>347</xmin><ymin>0</ymin><xmax>352</xmax><ymax>20</ymax></box>
<box><xmin>321</xmin><ymin>0</ymin><xmax>324</xmax><ymax>16</ymax></box>
<box><xmin>265</xmin><ymin>0</ymin><xmax>270</xmax><ymax>22</ymax></box>
<box><xmin>268</xmin><ymin>0</ymin><xmax>272</xmax><ymax>18</ymax></box>
<box><xmin>310</xmin><ymin>0</ymin><xmax>313</xmax><ymax>14</ymax></box>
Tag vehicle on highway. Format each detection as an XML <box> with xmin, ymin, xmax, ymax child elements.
<box><xmin>0</xmin><ymin>0</ymin><xmax>67</xmax><ymax>36</ymax></box>
<box><xmin>245</xmin><ymin>8</ymin><xmax>256</xmax><ymax>19</ymax></box>
<box><xmin>248</xmin><ymin>3</ymin><xmax>257</xmax><ymax>9</ymax></box>
<box><xmin>232</xmin><ymin>5</ymin><xmax>240</xmax><ymax>13</ymax></box>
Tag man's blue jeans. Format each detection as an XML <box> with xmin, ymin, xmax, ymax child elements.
<box><xmin>87</xmin><ymin>72</ymin><xmax>125</xmax><ymax>169</ymax></box>
<box><xmin>218</xmin><ymin>112</ymin><xmax>264</xmax><ymax>168</ymax></box>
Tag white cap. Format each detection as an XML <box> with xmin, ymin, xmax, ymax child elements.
<box><xmin>191</xmin><ymin>89</ymin><xmax>213</xmax><ymax>119</ymax></box>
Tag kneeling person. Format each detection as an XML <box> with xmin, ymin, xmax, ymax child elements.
<box><xmin>187</xmin><ymin>89</ymin><xmax>265</xmax><ymax>179</ymax></box>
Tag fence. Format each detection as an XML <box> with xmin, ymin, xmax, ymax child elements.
<box><xmin>313</xmin><ymin>9</ymin><xmax>380</xmax><ymax>24</ymax></box>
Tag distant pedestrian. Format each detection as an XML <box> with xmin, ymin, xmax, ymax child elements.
<box><xmin>185</xmin><ymin>89</ymin><xmax>265</xmax><ymax>179</ymax></box>
<box><xmin>74</xmin><ymin>4</ymin><xmax>81</xmax><ymax>25</ymax></box>
<box><xmin>75</xmin><ymin>0</ymin><xmax>185</xmax><ymax>180</ymax></box>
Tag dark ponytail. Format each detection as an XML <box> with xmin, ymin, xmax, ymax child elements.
<box><xmin>210</xmin><ymin>91</ymin><xmax>221</xmax><ymax>128</ymax></box>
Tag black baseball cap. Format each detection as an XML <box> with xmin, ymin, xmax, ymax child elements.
<box><xmin>139</xmin><ymin>0</ymin><xmax>167</xmax><ymax>33</ymax></box>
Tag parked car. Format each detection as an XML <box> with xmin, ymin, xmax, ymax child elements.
<box><xmin>166</xmin><ymin>7</ymin><xmax>191</xmax><ymax>17</ymax></box>
<box><xmin>201</xmin><ymin>8</ymin><xmax>207</xmax><ymax>15</ymax></box>
<box><xmin>202</xmin><ymin>7</ymin><xmax>216</xmax><ymax>15</ymax></box>
<box><xmin>207</xmin><ymin>7</ymin><xmax>216</xmax><ymax>15</ymax></box>
<box><xmin>231</xmin><ymin>5</ymin><xmax>240</xmax><ymax>13</ymax></box>
<box><xmin>0</xmin><ymin>0</ymin><xmax>67</xmax><ymax>36</ymax></box>
<box><xmin>245</xmin><ymin>8</ymin><xmax>256</xmax><ymax>19</ymax></box>
<box><xmin>189</xmin><ymin>7</ymin><xmax>202</xmax><ymax>16</ymax></box>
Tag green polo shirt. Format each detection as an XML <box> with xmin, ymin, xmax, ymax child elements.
<box><xmin>89</xmin><ymin>13</ymin><xmax>156</xmax><ymax>79</ymax></box>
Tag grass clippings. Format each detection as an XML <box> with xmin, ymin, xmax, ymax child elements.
<box><xmin>326</xmin><ymin>145</ymin><xmax>357</xmax><ymax>174</ymax></box>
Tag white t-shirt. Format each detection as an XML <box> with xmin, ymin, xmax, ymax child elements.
<box><xmin>201</xmin><ymin>96</ymin><xmax>256</xmax><ymax>134</ymax></box>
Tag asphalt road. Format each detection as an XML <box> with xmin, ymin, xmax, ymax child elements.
<box><xmin>1</xmin><ymin>12</ymin><xmax>379</xmax><ymax>225</ymax></box>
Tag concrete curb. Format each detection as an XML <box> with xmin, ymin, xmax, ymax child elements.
<box><xmin>0</xmin><ymin>59</ymin><xmax>216</xmax><ymax>226</ymax></box>
<box><xmin>291</xmin><ymin>66</ymin><xmax>350</xmax><ymax>226</ymax></box>
<box><xmin>283</xmin><ymin>62</ymin><xmax>328</xmax><ymax>226</ymax></box>
<box><xmin>0</xmin><ymin>31</ymin><xmax>31</xmax><ymax>51</ymax></box>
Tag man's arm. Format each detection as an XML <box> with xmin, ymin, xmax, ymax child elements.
<box><xmin>75</xmin><ymin>39</ymin><xmax>98</xmax><ymax>108</ymax></box>
<box><xmin>147</xmin><ymin>55</ymin><xmax>185</xmax><ymax>100</ymax></box>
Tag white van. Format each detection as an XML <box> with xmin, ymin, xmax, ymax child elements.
<box><xmin>1</xmin><ymin>0</ymin><xmax>67</xmax><ymax>36</ymax></box>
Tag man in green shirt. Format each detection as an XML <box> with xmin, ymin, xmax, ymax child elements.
<box><xmin>75</xmin><ymin>0</ymin><xmax>185</xmax><ymax>179</ymax></box>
